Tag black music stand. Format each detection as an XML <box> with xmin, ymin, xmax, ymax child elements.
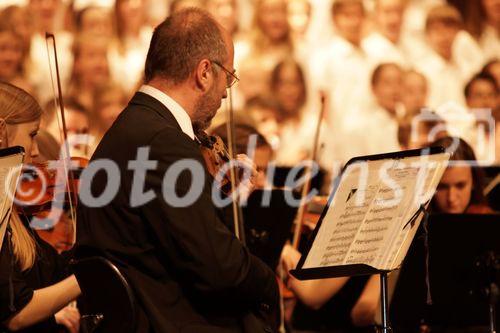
<box><xmin>290</xmin><ymin>147</ymin><xmax>448</xmax><ymax>333</ymax></box>
<box><xmin>391</xmin><ymin>213</ymin><xmax>500</xmax><ymax>332</ymax></box>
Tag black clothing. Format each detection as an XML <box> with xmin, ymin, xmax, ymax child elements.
<box><xmin>291</xmin><ymin>275</ymin><xmax>371</xmax><ymax>333</ymax></box>
<box><xmin>76</xmin><ymin>92</ymin><xmax>279</xmax><ymax>333</ymax></box>
<box><xmin>0</xmin><ymin>218</ymin><xmax>68</xmax><ymax>333</ymax></box>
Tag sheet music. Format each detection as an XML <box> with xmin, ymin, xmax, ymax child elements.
<box><xmin>386</xmin><ymin>154</ymin><xmax>450</xmax><ymax>269</ymax></box>
<box><xmin>350</xmin><ymin>163</ymin><xmax>419</xmax><ymax>269</ymax></box>
<box><xmin>302</xmin><ymin>152</ymin><xmax>449</xmax><ymax>271</ymax></box>
<box><xmin>305</xmin><ymin>162</ymin><xmax>380</xmax><ymax>268</ymax></box>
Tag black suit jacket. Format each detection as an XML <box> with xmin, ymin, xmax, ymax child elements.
<box><xmin>76</xmin><ymin>92</ymin><xmax>279</xmax><ymax>333</ymax></box>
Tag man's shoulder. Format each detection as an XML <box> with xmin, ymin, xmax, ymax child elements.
<box><xmin>94</xmin><ymin>111</ymin><xmax>199</xmax><ymax>161</ymax></box>
<box><xmin>120</xmin><ymin>93</ymin><xmax>176</xmax><ymax>124</ymax></box>
<box><xmin>147</xmin><ymin>125</ymin><xmax>201</xmax><ymax>160</ymax></box>
<box><xmin>91</xmin><ymin>101</ymin><xmax>188</xmax><ymax>160</ymax></box>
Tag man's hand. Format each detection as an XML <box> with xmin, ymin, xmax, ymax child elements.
<box><xmin>55</xmin><ymin>305</ymin><xmax>80</xmax><ymax>333</ymax></box>
<box><xmin>235</xmin><ymin>154</ymin><xmax>259</xmax><ymax>200</ymax></box>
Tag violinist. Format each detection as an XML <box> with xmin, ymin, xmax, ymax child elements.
<box><xmin>281</xmin><ymin>244</ymin><xmax>380</xmax><ymax>333</ymax></box>
<box><xmin>76</xmin><ymin>8</ymin><xmax>279</xmax><ymax>333</ymax></box>
<box><xmin>0</xmin><ymin>82</ymin><xmax>81</xmax><ymax>332</ymax></box>
<box><xmin>210</xmin><ymin>118</ymin><xmax>274</xmax><ymax>189</ymax></box>
<box><xmin>430</xmin><ymin>136</ymin><xmax>495</xmax><ymax>214</ymax></box>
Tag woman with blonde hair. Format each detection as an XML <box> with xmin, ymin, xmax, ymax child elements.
<box><xmin>0</xmin><ymin>82</ymin><xmax>81</xmax><ymax>333</ymax></box>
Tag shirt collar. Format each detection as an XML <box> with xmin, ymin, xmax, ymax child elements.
<box><xmin>332</xmin><ymin>35</ymin><xmax>366</xmax><ymax>57</ymax></box>
<box><xmin>139</xmin><ymin>84</ymin><xmax>195</xmax><ymax>140</ymax></box>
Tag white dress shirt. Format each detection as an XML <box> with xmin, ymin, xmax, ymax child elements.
<box><xmin>109</xmin><ymin>27</ymin><xmax>153</xmax><ymax>94</ymax></box>
<box><xmin>310</xmin><ymin>35</ymin><xmax>374</xmax><ymax>128</ymax></box>
<box><xmin>402</xmin><ymin>0</ymin><xmax>445</xmax><ymax>37</ymax></box>
<box><xmin>139</xmin><ymin>85</ymin><xmax>195</xmax><ymax>140</ymax></box>
<box><xmin>479</xmin><ymin>25</ymin><xmax>500</xmax><ymax>63</ymax></box>
<box><xmin>336</xmin><ymin>103</ymin><xmax>401</xmax><ymax>162</ymax></box>
<box><xmin>414</xmin><ymin>49</ymin><xmax>467</xmax><ymax>109</ymax></box>
<box><xmin>28</xmin><ymin>32</ymin><xmax>73</xmax><ymax>104</ymax></box>
<box><xmin>452</xmin><ymin>31</ymin><xmax>485</xmax><ymax>79</ymax></box>
<box><xmin>363</xmin><ymin>31</ymin><xmax>413</xmax><ymax>68</ymax></box>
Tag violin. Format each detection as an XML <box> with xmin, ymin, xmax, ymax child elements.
<box><xmin>15</xmin><ymin>33</ymin><xmax>85</xmax><ymax>252</ymax></box>
<box><xmin>197</xmin><ymin>130</ymin><xmax>237</xmax><ymax>196</ymax></box>
<box><xmin>15</xmin><ymin>157</ymin><xmax>87</xmax><ymax>252</ymax></box>
<box><xmin>15</xmin><ymin>157</ymin><xmax>87</xmax><ymax>215</ymax></box>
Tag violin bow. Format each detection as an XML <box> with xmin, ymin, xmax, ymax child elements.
<box><xmin>45</xmin><ymin>32</ymin><xmax>77</xmax><ymax>244</ymax></box>
<box><xmin>291</xmin><ymin>92</ymin><xmax>326</xmax><ymax>249</ymax></box>
<box><xmin>225</xmin><ymin>88</ymin><xmax>246</xmax><ymax>245</ymax></box>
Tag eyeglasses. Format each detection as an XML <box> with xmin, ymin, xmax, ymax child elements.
<box><xmin>212</xmin><ymin>60</ymin><xmax>239</xmax><ymax>88</ymax></box>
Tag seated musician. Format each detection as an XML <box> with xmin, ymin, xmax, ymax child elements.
<box><xmin>75</xmin><ymin>8</ymin><xmax>279</xmax><ymax>333</ymax></box>
<box><xmin>210</xmin><ymin>117</ymin><xmax>274</xmax><ymax>189</ymax></box>
<box><xmin>430</xmin><ymin>136</ymin><xmax>495</xmax><ymax>214</ymax></box>
<box><xmin>0</xmin><ymin>82</ymin><xmax>81</xmax><ymax>332</ymax></box>
<box><xmin>281</xmin><ymin>244</ymin><xmax>379</xmax><ymax>332</ymax></box>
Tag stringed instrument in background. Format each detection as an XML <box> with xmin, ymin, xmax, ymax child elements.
<box><xmin>17</xmin><ymin>33</ymin><xmax>83</xmax><ymax>253</ymax></box>
<box><xmin>16</xmin><ymin>157</ymin><xmax>87</xmax><ymax>252</ymax></box>
<box><xmin>279</xmin><ymin>93</ymin><xmax>328</xmax><ymax>327</ymax></box>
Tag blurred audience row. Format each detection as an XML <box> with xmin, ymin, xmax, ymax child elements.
<box><xmin>0</xmin><ymin>0</ymin><xmax>499</xmax><ymax>176</ymax></box>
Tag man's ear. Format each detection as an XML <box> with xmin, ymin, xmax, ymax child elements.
<box><xmin>195</xmin><ymin>59</ymin><xmax>213</xmax><ymax>92</ymax></box>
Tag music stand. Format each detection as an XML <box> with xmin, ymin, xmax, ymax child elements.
<box><xmin>391</xmin><ymin>213</ymin><xmax>500</xmax><ymax>332</ymax></box>
<box><xmin>483</xmin><ymin>166</ymin><xmax>499</xmax><ymax>211</ymax></box>
<box><xmin>291</xmin><ymin>147</ymin><xmax>449</xmax><ymax>333</ymax></box>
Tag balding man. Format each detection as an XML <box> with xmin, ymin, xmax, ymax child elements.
<box><xmin>76</xmin><ymin>8</ymin><xmax>279</xmax><ymax>333</ymax></box>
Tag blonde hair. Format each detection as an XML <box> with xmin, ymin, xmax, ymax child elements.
<box><xmin>0</xmin><ymin>82</ymin><xmax>42</xmax><ymax>271</ymax></box>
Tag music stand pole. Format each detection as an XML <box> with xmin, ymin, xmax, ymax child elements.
<box><xmin>488</xmin><ymin>282</ymin><xmax>498</xmax><ymax>333</ymax></box>
<box><xmin>380</xmin><ymin>271</ymin><xmax>391</xmax><ymax>333</ymax></box>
